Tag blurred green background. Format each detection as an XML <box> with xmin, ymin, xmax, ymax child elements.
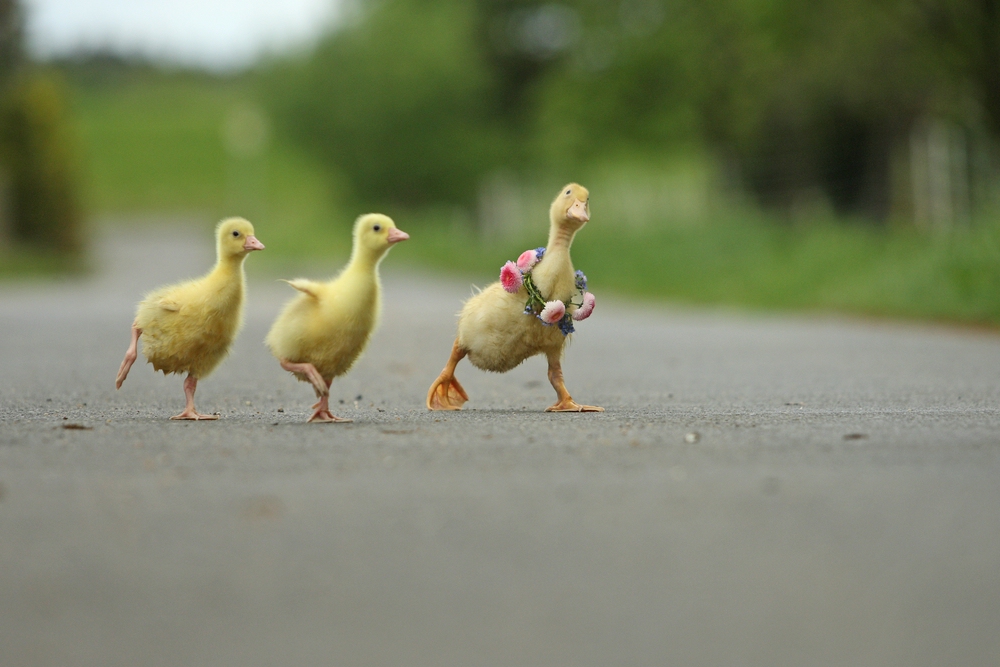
<box><xmin>2</xmin><ymin>0</ymin><xmax>1000</xmax><ymax>324</ymax></box>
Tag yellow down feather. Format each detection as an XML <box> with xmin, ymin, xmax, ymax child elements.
<box><xmin>135</xmin><ymin>218</ymin><xmax>259</xmax><ymax>379</ymax></box>
<box><xmin>265</xmin><ymin>213</ymin><xmax>406</xmax><ymax>383</ymax></box>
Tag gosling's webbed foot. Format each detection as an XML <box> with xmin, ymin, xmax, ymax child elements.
<box><xmin>307</xmin><ymin>394</ymin><xmax>351</xmax><ymax>423</ymax></box>
<box><xmin>545</xmin><ymin>399</ymin><xmax>604</xmax><ymax>413</ymax></box>
<box><xmin>427</xmin><ymin>374</ymin><xmax>468</xmax><ymax>411</ymax></box>
<box><xmin>427</xmin><ymin>340</ymin><xmax>469</xmax><ymax>411</ymax></box>
<box><xmin>170</xmin><ymin>375</ymin><xmax>216</xmax><ymax>420</ymax></box>
<box><xmin>170</xmin><ymin>409</ymin><xmax>220</xmax><ymax>420</ymax></box>
<box><xmin>307</xmin><ymin>409</ymin><xmax>352</xmax><ymax>423</ymax></box>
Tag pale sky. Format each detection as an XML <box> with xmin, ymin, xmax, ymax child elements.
<box><xmin>23</xmin><ymin>0</ymin><xmax>342</xmax><ymax>70</ymax></box>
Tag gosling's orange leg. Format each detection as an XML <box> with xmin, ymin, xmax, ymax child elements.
<box><xmin>308</xmin><ymin>379</ymin><xmax>351</xmax><ymax>423</ymax></box>
<box><xmin>115</xmin><ymin>324</ymin><xmax>142</xmax><ymax>389</ymax></box>
<box><xmin>170</xmin><ymin>375</ymin><xmax>219</xmax><ymax>420</ymax></box>
<box><xmin>427</xmin><ymin>340</ymin><xmax>469</xmax><ymax>410</ymax></box>
<box><xmin>545</xmin><ymin>352</ymin><xmax>603</xmax><ymax>413</ymax></box>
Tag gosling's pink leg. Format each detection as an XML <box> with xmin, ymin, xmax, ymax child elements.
<box><xmin>280</xmin><ymin>358</ymin><xmax>329</xmax><ymax>396</ymax></box>
<box><xmin>310</xmin><ymin>377</ymin><xmax>330</xmax><ymax>409</ymax></box>
<box><xmin>115</xmin><ymin>324</ymin><xmax>142</xmax><ymax>389</ymax></box>
<box><xmin>170</xmin><ymin>375</ymin><xmax>219</xmax><ymax>420</ymax></box>
<box><xmin>281</xmin><ymin>362</ymin><xmax>349</xmax><ymax>423</ymax></box>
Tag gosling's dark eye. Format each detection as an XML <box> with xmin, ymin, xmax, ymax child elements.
<box><xmin>373</xmin><ymin>224</ymin><xmax>381</xmax><ymax>232</ymax></box>
<box><xmin>565</xmin><ymin>190</ymin><xmax>571</xmax><ymax>195</ymax></box>
<box><xmin>232</xmin><ymin>230</ymin><xmax>240</xmax><ymax>237</ymax></box>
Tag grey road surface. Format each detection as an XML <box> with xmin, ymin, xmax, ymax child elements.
<box><xmin>1</xmin><ymin>224</ymin><xmax>999</xmax><ymax>667</ymax></box>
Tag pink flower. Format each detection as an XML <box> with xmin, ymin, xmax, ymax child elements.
<box><xmin>500</xmin><ymin>261</ymin><xmax>523</xmax><ymax>293</ymax></box>
<box><xmin>516</xmin><ymin>249</ymin><xmax>539</xmax><ymax>272</ymax></box>
<box><xmin>539</xmin><ymin>300</ymin><xmax>566</xmax><ymax>324</ymax></box>
<box><xmin>572</xmin><ymin>292</ymin><xmax>595</xmax><ymax>321</ymax></box>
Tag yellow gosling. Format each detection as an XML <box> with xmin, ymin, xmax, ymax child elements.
<box><xmin>115</xmin><ymin>217</ymin><xmax>265</xmax><ymax>420</ymax></box>
<box><xmin>265</xmin><ymin>213</ymin><xmax>409</xmax><ymax>423</ymax></box>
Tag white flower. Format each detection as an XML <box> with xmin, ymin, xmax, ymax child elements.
<box><xmin>539</xmin><ymin>300</ymin><xmax>566</xmax><ymax>324</ymax></box>
<box><xmin>517</xmin><ymin>249</ymin><xmax>539</xmax><ymax>272</ymax></box>
<box><xmin>572</xmin><ymin>292</ymin><xmax>595</xmax><ymax>321</ymax></box>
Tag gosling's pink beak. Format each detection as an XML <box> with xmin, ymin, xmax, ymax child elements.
<box><xmin>566</xmin><ymin>199</ymin><xmax>590</xmax><ymax>223</ymax></box>
<box><xmin>244</xmin><ymin>235</ymin><xmax>265</xmax><ymax>251</ymax></box>
<box><xmin>387</xmin><ymin>228</ymin><xmax>409</xmax><ymax>244</ymax></box>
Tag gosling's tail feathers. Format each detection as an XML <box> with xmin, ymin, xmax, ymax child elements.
<box><xmin>280</xmin><ymin>279</ymin><xmax>322</xmax><ymax>299</ymax></box>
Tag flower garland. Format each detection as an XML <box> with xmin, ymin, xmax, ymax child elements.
<box><xmin>499</xmin><ymin>246</ymin><xmax>595</xmax><ymax>336</ymax></box>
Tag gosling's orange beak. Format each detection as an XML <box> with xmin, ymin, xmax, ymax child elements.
<box><xmin>387</xmin><ymin>228</ymin><xmax>410</xmax><ymax>244</ymax></box>
<box><xmin>244</xmin><ymin>235</ymin><xmax>265</xmax><ymax>251</ymax></box>
<box><xmin>566</xmin><ymin>199</ymin><xmax>590</xmax><ymax>223</ymax></box>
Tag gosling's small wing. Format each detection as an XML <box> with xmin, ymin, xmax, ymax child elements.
<box><xmin>281</xmin><ymin>278</ymin><xmax>323</xmax><ymax>299</ymax></box>
<box><xmin>154</xmin><ymin>297</ymin><xmax>181</xmax><ymax>312</ymax></box>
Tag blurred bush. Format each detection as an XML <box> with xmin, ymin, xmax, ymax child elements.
<box><xmin>0</xmin><ymin>73</ymin><xmax>83</xmax><ymax>253</ymax></box>
<box><xmin>265</xmin><ymin>0</ymin><xmax>1000</xmax><ymax>224</ymax></box>
<box><xmin>0</xmin><ymin>0</ymin><xmax>83</xmax><ymax>255</ymax></box>
<box><xmin>266</xmin><ymin>0</ymin><xmax>507</xmax><ymax>209</ymax></box>
<box><xmin>0</xmin><ymin>0</ymin><xmax>21</xmax><ymax>88</ymax></box>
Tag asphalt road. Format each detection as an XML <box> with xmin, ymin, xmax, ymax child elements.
<box><xmin>1</xmin><ymin>224</ymin><xmax>999</xmax><ymax>667</ymax></box>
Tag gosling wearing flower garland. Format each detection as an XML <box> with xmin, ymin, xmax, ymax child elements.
<box><xmin>427</xmin><ymin>183</ymin><xmax>602</xmax><ymax>412</ymax></box>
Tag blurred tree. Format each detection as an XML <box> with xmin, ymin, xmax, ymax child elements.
<box><xmin>0</xmin><ymin>0</ymin><xmax>25</xmax><ymax>243</ymax></box>
<box><xmin>1</xmin><ymin>74</ymin><xmax>83</xmax><ymax>252</ymax></box>
<box><xmin>0</xmin><ymin>0</ymin><xmax>83</xmax><ymax>255</ymax></box>
<box><xmin>475</xmin><ymin>0</ymin><xmax>578</xmax><ymax>125</ymax></box>
<box><xmin>268</xmin><ymin>0</ymin><xmax>999</xmax><ymax>222</ymax></box>
<box><xmin>528</xmin><ymin>0</ymin><xmax>700</xmax><ymax>165</ymax></box>
<box><xmin>0</xmin><ymin>0</ymin><xmax>23</xmax><ymax>87</ymax></box>
<box><xmin>269</xmin><ymin>0</ymin><xmax>506</xmax><ymax>208</ymax></box>
<box><xmin>917</xmin><ymin>0</ymin><xmax>1000</xmax><ymax>135</ymax></box>
<box><xmin>708</xmin><ymin>0</ymin><xmax>929</xmax><ymax>217</ymax></box>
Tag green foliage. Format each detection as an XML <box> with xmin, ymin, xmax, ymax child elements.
<box><xmin>0</xmin><ymin>0</ymin><xmax>23</xmax><ymax>88</ymax></box>
<box><xmin>0</xmin><ymin>2</ymin><xmax>84</xmax><ymax>259</ymax></box>
<box><xmin>0</xmin><ymin>243</ymin><xmax>81</xmax><ymax>278</ymax></box>
<box><xmin>0</xmin><ymin>72</ymin><xmax>83</xmax><ymax>253</ymax></box>
<box><xmin>71</xmin><ymin>71</ymin><xmax>246</xmax><ymax>213</ymax></box>
<box><xmin>266</xmin><ymin>0</ymin><xmax>506</xmax><ymax>208</ymax></box>
<box><xmin>264</xmin><ymin>0</ymin><xmax>1000</xmax><ymax>220</ymax></box>
<box><xmin>0</xmin><ymin>1</ymin><xmax>84</xmax><ymax>259</ymax></box>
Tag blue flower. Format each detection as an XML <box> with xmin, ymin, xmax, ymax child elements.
<box><xmin>535</xmin><ymin>247</ymin><xmax>546</xmax><ymax>262</ymax></box>
<box><xmin>558</xmin><ymin>313</ymin><xmax>575</xmax><ymax>336</ymax></box>
<box><xmin>524</xmin><ymin>304</ymin><xmax>534</xmax><ymax>315</ymax></box>
<box><xmin>574</xmin><ymin>270</ymin><xmax>587</xmax><ymax>291</ymax></box>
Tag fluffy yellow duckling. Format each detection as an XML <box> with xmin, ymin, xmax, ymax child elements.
<box><xmin>115</xmin><ymin>218</ymin><xmax>265</xmax><ymax>420</ymax></box>
<box><xmin>427</xmin><ymin>183</ymin><xmax>603</xmax><ymax>412</ymax></box>
<box><xmin>266</xmin><ymin>213</ymin><xmax>409</xmax><ymax>422</ymax></box>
